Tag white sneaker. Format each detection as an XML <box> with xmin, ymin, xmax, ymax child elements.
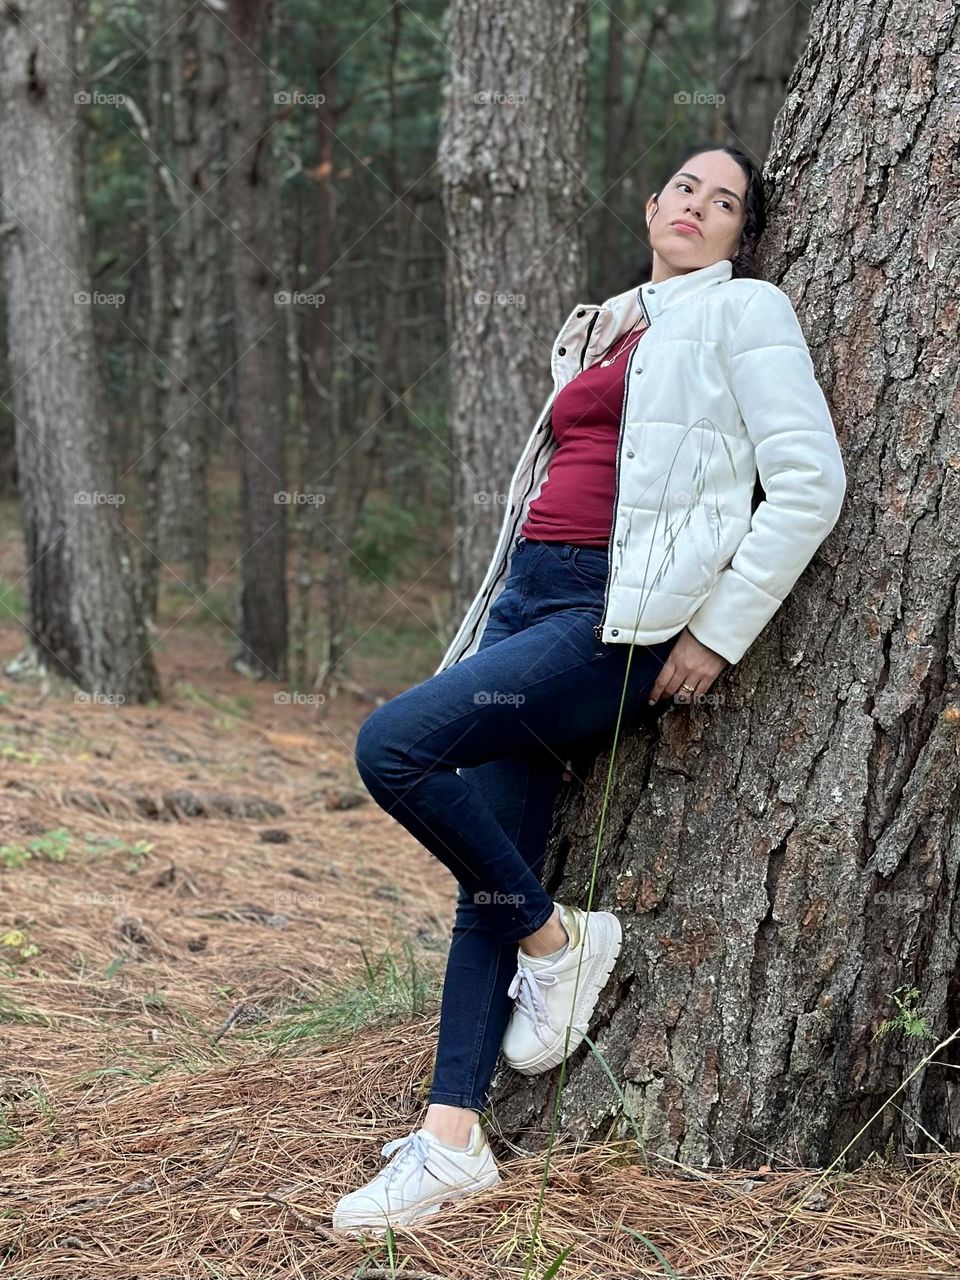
<box><xmin>331</xmin><ymin>1120</ymin><xmax>501</xmax><ymax>1236</ymax></box>
<box><xmin>501</xmin><ymin>902</ymin><xmax>622</xmax><ymax>1075</ymax></box>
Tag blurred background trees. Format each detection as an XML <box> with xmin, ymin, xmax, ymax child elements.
<box><xmin>0</xmin><ymin>0</ymin><xmax>806</xmax><ymax>699</ymax></box>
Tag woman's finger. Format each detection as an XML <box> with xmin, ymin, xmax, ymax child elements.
<box><xmin>648</xmin><ymin>655</ymin><xmax>676</xmax><ymax>704</ymax></box>
<box><xmin>673</xmin><ymin>665</ymin><xmax>705</xmax><ymax>704</ymax></box>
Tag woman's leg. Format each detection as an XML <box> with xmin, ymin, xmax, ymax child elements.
<box><xmin>426</xmin><ymin>749</ymin><xmax>566</xmax><ymax>1122</ymax></box>
<box><xmin>354</xmin><ymin>606</ymin><xmax>676</xmax><ymax>942</ymax></box>
<box><xmin>355</xmin><ymin>539</ymin><xmax>680</xmax><ymax>1133</ymax></box>
<box><xmin>419</xmin><ymin>546</ymin><xmax>566</xmax><ymax>1135</ymax></box>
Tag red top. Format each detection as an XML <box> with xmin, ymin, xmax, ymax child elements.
<box><xmin>520</xmin><ymin>324</ymin><xmax>648</xmax><ymax>546</ymax></box>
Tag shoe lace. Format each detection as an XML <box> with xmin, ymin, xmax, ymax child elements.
<box><xmin>507</xmin><ymin>961</ymin><xmax>559</xmax><ymax>1034</ymax></box>
<box><xmin>379</xmin><ymin>1130</ymin><xmax>434</xmax><ymax>1190</ymax></box>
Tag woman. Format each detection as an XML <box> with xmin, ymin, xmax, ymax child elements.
<box><xmin>333</xmin><ymin>143</ymin><xmax>846</xmax><ymax>1235</ymax></box>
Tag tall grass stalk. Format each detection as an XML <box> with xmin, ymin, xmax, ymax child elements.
<box><xmin>522</xmin><ymin>417</ymin><xmax>726</xmax><ymax>1280</ymax></box>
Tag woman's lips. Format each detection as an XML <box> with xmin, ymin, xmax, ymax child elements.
<box><xmin>672</xmin><ymin>222</ymin><xmax>700</xmax><ymax>235</ymax></box>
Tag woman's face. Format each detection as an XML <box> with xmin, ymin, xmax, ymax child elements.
<box><xmin>645</xmin><ymin>150</ymin><xmax>748</xmax><ymax>274</ymax></box>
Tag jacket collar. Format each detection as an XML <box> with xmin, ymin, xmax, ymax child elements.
<box><xmin>635</xmin><ymin>257</ymin><xmax>732</xmax><ymax>320</ymax></box>
<box><xmin>582</xmin><ymin>258</ymin><xmax>732</xmax><ymax>364</ymax></box>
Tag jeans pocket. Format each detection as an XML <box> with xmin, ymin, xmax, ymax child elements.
<box><xmin>573</xmin><ymin>547</ymin><xmax>610</xmax><ymax>585</ymax></box>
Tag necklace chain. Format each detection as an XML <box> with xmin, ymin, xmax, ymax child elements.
<box><xmin>598</xmin><ymin>317</ymin><xmax>647</xmax><ymax>368</ymax></box>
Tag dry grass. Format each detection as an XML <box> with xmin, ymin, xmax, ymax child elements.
<box><xmin>1</xmin><ymin>630</ymin><xmax>959</xmax><ymax>1279</ymax></box>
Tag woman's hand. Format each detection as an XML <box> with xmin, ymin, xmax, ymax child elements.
<box><xmin>648</xmin><ymin>628</ymin><xmax>728</xmax><ymax>706</ymax></box>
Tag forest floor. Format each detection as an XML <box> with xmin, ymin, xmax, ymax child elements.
<box><xmin>1</xmin><ymin>521</ymin><xmax>959</xmax><ymax>1279</ymax></box>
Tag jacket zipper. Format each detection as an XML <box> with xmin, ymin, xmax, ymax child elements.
<box><xmin>594</xmin><ymin>294</ymin><xmax>651</xmax><ymax>642</ymax></box>
<box><xmin>579</xmin><ymin>309</ymin><xmax>600</xmax><ymax>368</ymax></box>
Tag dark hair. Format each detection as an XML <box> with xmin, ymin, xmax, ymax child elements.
<box><xmin>634</xmin><ymin>142</ymin><xmax>766</xmax><ymax>282</ymax></box>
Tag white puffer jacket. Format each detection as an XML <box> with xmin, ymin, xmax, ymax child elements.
<box><xmin>436</xmin><ymin>258</ymin><xmax>846</xmax><ymax>672</ymax></box>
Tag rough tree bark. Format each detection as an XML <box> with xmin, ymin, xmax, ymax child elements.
<box><xmin>493</xmin><ymin>0</ymin><xmax>960</xmax><ymax>1168</ymax></box>
<box><xmin>224</xmin><ymin>0</ymin><xmax>288</xmax><ymax>680</ymax></box>
<box><xmin>0</xmin><ymin>0</ymin><xmax>159</xmax><ymax>702</ymax></box>
<box><xmin>438</xmin><ymin>0</ymin><xmax>591</xmax><ymax>621</ymax></box>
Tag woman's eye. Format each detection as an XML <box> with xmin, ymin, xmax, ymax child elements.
<box><xmin>676</xmin><ymin>181</ymin><xmax>734</xmax><ymax>210</ymax></box>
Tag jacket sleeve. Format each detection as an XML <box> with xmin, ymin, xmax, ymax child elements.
<box><xmin>684</xmin><ymin>283</ymin><xmax>846</xmax><ymax>666</ymax></box>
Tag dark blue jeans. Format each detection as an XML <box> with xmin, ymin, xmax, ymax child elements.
<box><xmin>354</xmin><ymin>536</ymin><xmax>681</xmax><ymax>1114</ymax></box>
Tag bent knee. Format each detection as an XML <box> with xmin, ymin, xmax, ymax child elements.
<box><xmin>354</xmin><ymin>698</ymin><xmax>415</xmax><ymax>786</ymax></box>
<box><xmin>354</xmin><ymin>706</ymin><xmax>390</xmax><ymax>782</ymax></box>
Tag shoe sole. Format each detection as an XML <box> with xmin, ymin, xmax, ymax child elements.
<box><xmin>507</xmin><ymin>910</ymin><xmax>622</xmax><ymax>1075</ymax></box>
<box><xmin>331</xmin><ymin>1165</ymin><xmax>501</xmax><ymax>1236</ymax></box>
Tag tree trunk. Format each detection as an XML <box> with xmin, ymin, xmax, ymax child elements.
<box><xmin>0</xmin><ymin>0</ymin><xmax>158</xmax><ymax>702</ymax></box>
<box><xmin>438</xmin><ymin>0</ymin><xmax>591</xmax><ymax>622</ymax></box>
<box><xmin>0</xmin><ymin>300</ymin><xmax>15</xmax><ymax>495</ymax></box>
<box><xmin>156</xmin><ymin>0</ymin><xmax>225</xmax><ymax>594</ymax></box>
<box><xmin>595</xmin><ymin>2</ymin><xmax>668</xmax><ymax>300</ymax></box>
<box><xmin>717</xmin><ymin>0</ymin><xmax>812</xmax><ymax>164</ymax></box>
<box><xmin>136</xmin><ymin>0</ymin><xmax>174</xmax><ymax>623</ymax></box>
<box><xmin>493</xmin><ymin>0</ymin><xmax>960</xmax><ymax>1168</ymax></box>
<box><xmin>223</xmin><ymin>0</ymin><xmax>288</xmax><ymax>680</ymax></box>
<box><xmin>319</xmin><ymin>3</ymin><xmax>416</xmax><ymax>698</ymax></box>
<box><xmin>291</xmin><ymin>49</ymin><xmax>336</xmax><ymax>694</ymax></box>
